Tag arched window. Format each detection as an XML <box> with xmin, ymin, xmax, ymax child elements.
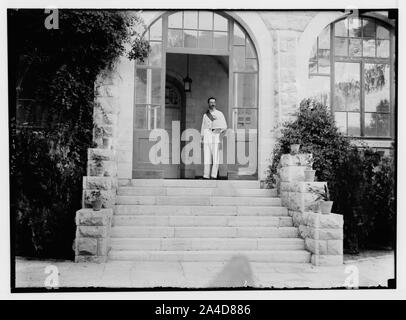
<box><xmin>308</xmin><ymin>15</ymin><xmax>395</xmax><ymax>139</ymax></box>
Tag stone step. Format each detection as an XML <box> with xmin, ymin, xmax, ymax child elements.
<box><xmin>119</xmin><ymin>179</ymin><xmax>261</xmax><ymax>189</ymax></box>
<box><xmin>111</xmin><ymin>226</ymin><xmax>299</xmax><ymax>238</ymax></box>
<box><xmin>118</xmin><ymin>187</ymin><xmax>277</xmax><ymax>197</ymax></box>
<box><xmin>110</xmin><ymin>238</ymin><xmax>305</xmax><ymax>251</ymax></box>
<box><xmin>115</xmin><ymin>205</ymin><xmax>288</xmax><ymax>216</ymax></box>
<box><xmin>116</xmin><ymin>195</ymin><xmax>281</xmax><ymax>206</ymax></box>
<box><xmin>112</xmin><ymin>215</ymin><xmax>293</xmax><ymax>227</ymax></box>
<box><xmin>108</xmin><ymin>249</ymin><xmax>311</xmax><ymax>262</ymax></box>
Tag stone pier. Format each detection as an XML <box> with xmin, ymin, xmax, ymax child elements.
<box><xmin>278</xmin><ymin>153</ymin><xmax>344</xmax><ymax>266</ymax></box>
<box><xmin>74</xmin><ymin>69</ymin><xmax>120</xmax><ymax>263</ymax></box>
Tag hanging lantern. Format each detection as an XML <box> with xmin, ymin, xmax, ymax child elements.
<box><xmin>183</xmin><ymin>54</ymin><xmax>192</xmax><ymax>93</ymax></box>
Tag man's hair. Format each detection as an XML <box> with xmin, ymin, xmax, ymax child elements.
<box><xmin>207</xmin><ymin>97</ymin><xmax>216</xmax><ymax>104</ymax></box>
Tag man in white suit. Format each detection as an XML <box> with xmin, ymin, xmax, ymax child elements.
<box><xmin>200</xmin><ymin>97</ymin><xmax>227</xmax><ymax>179</ymax></box>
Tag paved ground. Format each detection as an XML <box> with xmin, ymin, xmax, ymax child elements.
<box><xmin>14</xmin><ymin>251</ymin><xmax>394</xmax><ymax>289</ymax></box>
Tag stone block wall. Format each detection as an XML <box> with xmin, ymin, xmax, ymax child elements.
<box><xmin>278</xmin><ymin>153</ymin><xmax>344</xmax><ymax>266</ymax></box>
<box><xmin>259</xmin><ymin>12</ymin><xmax>317</xmax><ymax>128</ymax></box>
<box><xmin>74</xmin><ymin>209</ymin><xmax>113</xmax><ymax>263</ymax></box>
<box><xmin>74</xmin><ymin>69</ymin><xmax>120</xmax><ymax>263</ymax></box>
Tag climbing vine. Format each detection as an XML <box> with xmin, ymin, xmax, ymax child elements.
<box><xmin>9</xmin><ymin>10</ymin><xmax>149</xmax><ymax>258</ymax></box>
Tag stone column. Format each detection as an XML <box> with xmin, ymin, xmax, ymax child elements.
<box><xmin>278</xmin><ymin>153</ymin><xmax>344</xmax><ymax>266</ymax></box>
<box><xmin>74</xmin><ymin>69</ymin><xmax>119</xmax><ymax>263</ymax></box>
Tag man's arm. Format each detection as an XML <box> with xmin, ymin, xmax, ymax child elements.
<box><xmin>201</xmin><ymin>114</ymin><xmax>209</xmax><ymax>141</ymax></box>
<box><xmin>213</xmin><ymin>111</ymin><xmax>227</xmax><ymax>134</ymax></box>
<box><xmin>220</xmin><ymin>111</ymin><xmax>227</xmax><ymax>130</ymax></box>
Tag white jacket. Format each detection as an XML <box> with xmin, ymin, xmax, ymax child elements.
<box><xmin>200</xmin><ymin>109</ymin><xmax>227</xmax><ymax>143</ymax></box>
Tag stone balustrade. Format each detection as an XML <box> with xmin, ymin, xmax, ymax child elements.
<box><xmin>278</xmin><ymin>152</ymin><xmax>344</xmax><ymax>266</ymax></box>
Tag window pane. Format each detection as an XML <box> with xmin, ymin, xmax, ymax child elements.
<box><xmin>214</xmin><ymin>13</ymin><xmax>228</xmax><ymax>31</ymax></box>
<box><xmin>148</xmin><ymin>42</ymin><xmax>162</xmax><ymax>66</ymax></box>
<box><xmin>184</xmin><ymin>29</ymin><xmax>198</xmax><ymax>48</ymax></box>
<box><xmin>246</xmin><ymin>38</ymin><xmax>256</xmax><ymax>58</ymax></box>
<box><xmin>377</xmin><ymin>25</ymin><xmax>390</xmax><ymax>39</ymax></box>
<box><xmin>168</xmin><ymin>29</ymin><xmax>183</xmax><ymax>47</ymax></box>
<box><xmin>364</xmin><ymin>63</ymin><xmax>390</xmax><ymax>113</ymax></box>
<box><xmin>309</xmin><ymin>60</ymin><xmax>317</xmax><ymax>74</ymax></box>
<box><xmin>234</xmin><ymin>73</ymin><xmax>257</xmax><ymax>108</ymax></box>
<box><xmin>348</xmin><ymin>17</ymin><xmax>362</xmax><ymax>37</ymax></box>
<box><xmin>198</xmin><ymin>30</ymin><xmax>213</xmax><ymax>48</ymax></box>
<box><xmin>335</xmin><ymin>38</ymin><xmax>348</xmax><ymax>56</ymax></box>
<box><xmin>318</xmin><ymin>49</ymin><xmax>330</xmax><ymax>74</ymax></box>
<box><xmin>306</xmin><ymin>75</ymin><xmax>331</xmax><ymax>106</ymax></box>
<box><xmin>235</xmin><ymin>108</ymin><xmax>257</xmax><ymax>129</ymax></box>
<box><xmin>365</xmin><ymin>113</ymin><xmax>377</xmax><ymax>136</ymax></box>
<box><xmin>184</xmin><ymin>11</ymin><xmax>198</xmax><ymax>29</ymax></box>
<box><xmin>377</xmin><ymin>39</ymin><xmax>390</xmax><ymax>58</ymax></box>
<box><xmin>135</xmin><ymin>105</ymin><xmax>147</xmax><ymax>128</ymax></box>
<box><xmin>310</xmin><ymin>43</ymin><xmax>317</xmax><ymax>60</ymax></box>
<box><xmin>348</xmin><ymin>112</ymin><xmax>360</xmax><ymax>136</ymax></box>
<box><xmin>213</xmin><ymin>32</ymin><xmax>228</xmax><ymax>49</ymax></box>
<box><xmin>233</xmin><ymin>46</ymin><xmax>245</xmax><ymax>71</ymax></box>
<box><xmin>233</xmin><ymin>23</ymin><xmax>245</xmax><ymax>45</ymax></box>
<box><xmin>363</xmin><ymin>39</ymin><xmax>376</xmax><ymax>57</ymax></box>
<box><xmin>334</xmin><ymin>62</ymin><xmax>360</xmax><ymax>112</ymax></box>
<box><xmin>199</xmin><ymin>11</ymin><xmax>213</xmax><ymax>30</ymax></box>
<box><xmin>246</xmin><ymin>59</ymin><xmax>258</xmax><ymax>72</ymax></box>
<box><xmin>334</xmin><ymin>112</ymin><xmax>347</xmax><ymax>134</ymax></box>
<box><xmin>363</xmin><ymin>18</ymin><xmax>376</xmax><ymax>38</ymax></box>
<box><xmin>150</xmin><ymin>105</ymin><xmax>161</xmax><ymax>129</ymax></box>
<box><xmin>319</xmin><ymin>26</ymin><xmax>330</xmax><ymax>49</ymax></box>
<box><xmin>377</xmin><ymin>113</ymin><xmax>390</xmax><ymax>137</ymax></box>
<box><xmin>335</xmin><ymin>19</ymin><xmax>348</xmax><ymax>37</ymax></box>
<box><xmin>135</xmin><ymin>69</ymin><xmax>148</xmax><ymax>103</ymax></box>
<box><xmin>349</xmin><ymin>38</ymin><xmax>362</xmax><ymax>57</ymax></box>
<box><xmin>149</xmin><ymin>19</ymin><xmax>162</xmax><ymax>41</ymax></box>
<box><xmin>168</xmin><ymin>12</ymin><xmax>183</xmax><ymax>28</ymax></box>
<box><xmin>151</xmin><ymin>69</ymin><xmax>161</xmax><ymax>105</ymax></box>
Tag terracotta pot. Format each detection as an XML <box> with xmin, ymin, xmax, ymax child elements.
<box><xmin>92</xmin><ymin>199</ymin><xmax>102</xmax><ymax>211</ymax></box>
<box><xmin>290</xmin><ymin>144</ymin><xmax>300</xmax><ymax>154</ymax></box>
<box><xmin>304</xmin><ymin>169</ymin><xmax>316</xmax><ymax>182</ymax></box>
<box><xmin>103</xmin><ymin>137</ymin><xmax>112</xmax><ymax>149</ymax></box>
<box><xmin>320</xmin><ymin>201</ymin><xmax>334</xmax><ymax>214</ymax></box>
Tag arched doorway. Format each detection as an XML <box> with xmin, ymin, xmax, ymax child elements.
<box><xmin>132</xmin><ymin>10</ymin><xmax>259</xmax><ymax>179</ymax></box>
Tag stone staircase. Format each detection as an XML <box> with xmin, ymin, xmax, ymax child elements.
<box><xmin>108</xmin><ymin>179</ymin><xmax>311</xmax><ymax>263</ymax></box>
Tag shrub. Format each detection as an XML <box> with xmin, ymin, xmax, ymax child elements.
<box><xmin>266</xmin><ymin>98</ymin><xmax>351</xmax><ymax>187</ymax></box>
<box><xmin>267</xmin><ymin>98</ymin><xmax>396</xmax><ymax>252</ymax></box>
<box><xmin>367</xmin><ymin>155</ymin><xmax>396</xmax><ymax>248</ymax></box>
<box><xmin>10</xmin><ymin>10</ymin><xmax>149</xmax><ymax>259</ymax></box>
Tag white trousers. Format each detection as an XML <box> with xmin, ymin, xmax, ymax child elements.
<box><xmin>203</xmin><ymin>141</ymin><xmax>220</xmax><ymax>178</ymax></box>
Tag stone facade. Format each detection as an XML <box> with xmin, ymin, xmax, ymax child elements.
<box><xmin>278</xmin><ymin>153</ymin><xmax>344</xmax><ymax>266</ymax></box>
<box><xmin>74</xmin><ymin>69</ymin><xmax>120</xmax><ymax>263</ymax></box>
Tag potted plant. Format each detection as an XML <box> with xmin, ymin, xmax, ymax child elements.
<box><xmin>313</xmin><ymin>184</ymin><xmax>334</xmax><ymax>214</ymax></box>
<box><xmin>93</xmin><ymin>154</ymin><xmax>104</xmax><ymax>176</ymax></box>
<box><xmin>102</xmin><ymin>136</ymin><xmax>112</xmax><ymax>149</ymax></box>
<box><xmin>304</xmin><ymin>154</ymin><xmax>316</xmax><ymax>182</ymax></box>
<box><xmin>94</xmin><ymin>124</ymin><xmax>112</xmax><ymax>149</ymax></box>
<box><xmin>289</xmin><ymin>133</ymin><xmax>301</xmax><ymax>154</ymax></box>
<box><xmin>94</xmin><ymin>124</ymin><xmax>104</xmax><ymax>146</ymax></box>
<box><xmin>90</xmin><ymin>190</ymin><xmax>102</xmax><ymax>211</ymax></box>
<box><xmin>304</xmin><ymin>169</ymin><xmax>316</xmax><ymax>182</ymax></box>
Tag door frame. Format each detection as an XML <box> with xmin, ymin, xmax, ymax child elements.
<box><xmin>133</xmin><ymin>11</ymin><xmax>259</xmax><ymax>179</ymax></box>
